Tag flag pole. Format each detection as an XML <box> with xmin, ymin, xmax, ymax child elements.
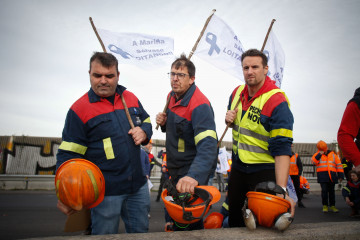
<box><xmin>261</xmin><ymin>19</ymin><xmax>276</xmax><ymax>51</ymax></box>
<box><xmin>155</xmin><ymin>9</ymin><xmax>217</xmax><ymax>130</ymax></box>
<box><xmin>188</xmin><ymin>9</ymin><xmax>217</xmax><ymax>60</ymax></box>
<box><xmin>89</xmin><ymin>17</ymin><xmax>107</xmax><ymax>52</ymax></box>
<box><xmin>89</xmin><ymin>17</ymin><xmax>135</xmax><ymax>129</ymax></box>
<box><xmin>217</xmin><ymin>19</ymin><xmax>276</xmax><ymax>148</ymax></box>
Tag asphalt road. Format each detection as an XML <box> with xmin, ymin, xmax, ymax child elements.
<box><xmin>0</xmin><ymin>189</ymin><xmax>359</xmax><ymax>240</ymax></box>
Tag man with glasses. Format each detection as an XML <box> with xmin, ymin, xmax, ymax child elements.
<box><xmin>156</xmin><ymin>54</ymin><xmax>218</xmax><ymax>231</ymax></box>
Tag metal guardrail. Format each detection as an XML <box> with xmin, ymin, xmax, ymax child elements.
<box><xmin>0</xmin><ymin>175</ymin><xmax>317</xmax><ymax>185</ymax></box>
<box><xmin>0</xmin><ymin>175</ymin><xmax>162</xmax><ymax>181</ymax></box>
<box><xmin>0</xmin><ymin>175</ymin><xmax>163</xmax><ymax>190</ymax></box>
<box><xmin>0</xmin><ymin>175</ymin><xmax>317</xmax><ymax>182</ymax></box>
<box><xmin>0</xmin><ymin>175</ymin><xmax>55</xmax><ymax>190</ymax></box>
<box><xmin>0</xmin><ymin>174</ymin><xmax>320</xmax><ymax>193</ymax></box>
<box><xmin>0</xmin><ymin>174</ymin><xmax>55</xmax><ymax>181</ymax></box>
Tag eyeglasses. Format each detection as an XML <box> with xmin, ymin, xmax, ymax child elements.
<box><xmin>168</xmin><ymin>72</ymin><xmax>189</xmax><ymax>80</ymax></box>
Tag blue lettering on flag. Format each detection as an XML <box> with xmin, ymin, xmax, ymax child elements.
<box><xmin>273</xmin><ymin>72</ymin><xmax>280</xmax><ymax>81</ymax></box>
<box><xmin>108</xmin><ymin>44</ymin><xmax>132</xmax><ymax>59</ymax></box>
<box><xmin>206</xmin><ymin>32</ymin><xmax>220</xmax><ymax>56</ymax></box>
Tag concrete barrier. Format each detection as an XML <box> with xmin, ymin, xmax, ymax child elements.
<box><xmin>24</xmin><ymin>221</ymin><xmax>360</xmax><ymax>240</ymax></box>
<box><xmin>0</xmin><ymin>175</ymin><xmax>324</xmax><ymax>192</ymax></box>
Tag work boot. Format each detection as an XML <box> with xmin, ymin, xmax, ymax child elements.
<box><xmin>165</xmin><ymin>222</ymin><xmax>174</xmax><ymax>232</ymax></box>
<box><xmin>322</xmin><ymin>205</ymin><xmax>328</xmax><ymax>212</ymax></box>
<box><xmin>350</xmin><ymin>208</ymin><xmax>359</xmax><ymax>217</ymax></box>
<box><xmin>298</xmin><ymin>201</ymin><xmax>305</xmax><ymax>208</ymax></box>
<box><xmin>330</xmin><ymin>206</ymin><xmax>339</xmax><ymax>213</ymax></box>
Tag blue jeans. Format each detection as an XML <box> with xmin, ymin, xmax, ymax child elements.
<box><xmin>91</xmin><ymin>182</ymin><xmax>150</xmax><ymax>235</ymax></box>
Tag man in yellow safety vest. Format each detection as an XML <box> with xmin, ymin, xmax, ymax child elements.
<box><xmin>225</xmin><ymin>49</ymin><xmax>295</xmax><ymax>227</ymax></box>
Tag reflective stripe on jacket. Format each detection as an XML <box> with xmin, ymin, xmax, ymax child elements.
<box><xmin>312</xmin><ymin>151</ymin><xmax>344</xmax><ymax>183</ymax></box>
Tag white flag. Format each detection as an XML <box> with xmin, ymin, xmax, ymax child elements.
<box><xmin>97</xmin><ymin>29</ymin><xmax>174</xmax><ymax>68</ymax></box>
<box><xmin>217</xmin><ymin>147</ymin><xmax>230</xmax><ymax>174</ymax></box>
<box><xmin>263</xmin><ymin>30</ymin><xmax>285</xmax><ymax>88</ymax></box>
<box><xmin>287</xmin><ymin>175</ymin><xmax>298</xmax><ymax>203</ymax></box>
<box><xmin>194</xmin><ymin>15</ymin><xmax>245</xmax><ymax>81</ymax></box>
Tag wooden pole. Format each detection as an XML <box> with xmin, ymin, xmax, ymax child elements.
<box><xmin>155</xmin><ymin>9</ymin><xmax>217</xmax><ymax>130</ymax></box>
<box><xmin>121</xmin><ymin>95</ymin><xmax>135</xmax><ymax>129</ymax></box>
<box><xmin>217</xmin><ymin>19</ymin><xmax>277</xmax><ymax>148</ymax></box>
<box><xmin>89</xmin><ymin>17</ymin><xmax>106</xmax><ymax>52</ymax></box>
<box><xmin>188</xmin><ymin>9</ymin><xmax>217</xmax><ymax>60</ymax></box>
<box><xmin>261</xmin><ymin>19</ymin><xmax>276</xmax><ymax>52</ymax></box>
<box><xmin>89</xmin><ymin>17</ymin><xmax>135</xmax><ymax>129</ymax></box>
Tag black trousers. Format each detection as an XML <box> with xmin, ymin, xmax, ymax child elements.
<box><xmin>320</xmin><ymin>182</ymin><xmax>336</xmax><ymax>206</ymax></box>
<box><xmin>228</xmin><ymin>167</ymin><xmax>275</xmax><ymax>227</ymax></box>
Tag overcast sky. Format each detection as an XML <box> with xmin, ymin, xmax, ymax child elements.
<box><xmin>0</xmin><ymin>0</ymin><xmax>359</xmax><ymax>144</ymax></box>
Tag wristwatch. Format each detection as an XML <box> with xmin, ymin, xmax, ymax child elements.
<box><xmin>281</xmin><ymin>186</ymin><xmax>288</xmax><ymax>195</ymax></box>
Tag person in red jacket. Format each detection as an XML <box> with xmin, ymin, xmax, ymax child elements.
<box><xmin>337</xmin><ymin>87</ymin><xmax>360</xmax><ymax>172</ymax></box>
<box><xmin>312</xmin><ymin>140</ymin><xmax>344</xmax><ymax>213</ymax></box>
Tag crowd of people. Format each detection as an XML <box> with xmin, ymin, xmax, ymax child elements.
<box><xmin>55</xmin><ymin>50</ymin><xmax>359</xmax><ymax>235</ymax></box>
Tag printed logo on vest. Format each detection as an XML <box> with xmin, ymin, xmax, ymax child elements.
<box><xmin>248</xmin><ymin>106</ymin><xmax>261</xmax><ymax>124</ymax></box>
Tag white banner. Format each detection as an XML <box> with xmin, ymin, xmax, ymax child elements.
<box><xmin>287</xmin><ymin>175</ymin><xmax>298</xmax><ymax>203</ymax></box>
<box><xmin>263</xmin><ymin>30</ymin><xmax>285</xmax><ymax>88</ymax></box>
<box><xmin>217</xmin><ymin>146</ymin><xmax>230</xmax><ymax>174</ymax></box>
<box><xmin>97</xmin><ymin>29</ymin><xmax>174</xmax><ymax>68</ymax></box>
<box><xmin>194</xmin><ymin>15</ymin><xmax>245</xmax><ymax>81</ymax></box>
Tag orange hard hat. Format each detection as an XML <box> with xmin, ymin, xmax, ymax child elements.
<box><xmin>161</xmin><ymin>185</ymin><xmax>221</xmax><ymax>224</ymax></box>
<box><xmin>204</xmin><ymin>212</ymin><xmax>224</xmax><ymax>229</ymax></box>
<box><xmin>246</xmin><ymin>191</ymin><xmax>290</xmax><ymax>228</ymax></box>
<box><xmin>55</xmin><ymin>159</ymin><xmax>105</xmax><ymax>211</ymax></box>
<box><xmin>316</xmin><ymin>140</ymin><xmax>327</xmax><ymax>152</ymax></box>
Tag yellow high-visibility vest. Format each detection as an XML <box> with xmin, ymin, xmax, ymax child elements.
<box><xmin>230</xmin><ymin>85</ymin><xmax>291</xmax><ymax>164</ymax></box>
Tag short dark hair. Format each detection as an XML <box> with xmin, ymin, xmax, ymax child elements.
<box><xmin>241</xmin><ymin>49</ymin><xmax>268</xmax><ymax>67</ymax></box>
<box><xmin>90</xmin><ymin>52</ymin><xmax>119</xmax><ymax>73</ymax></box>
<box><xmin>171</xmin><ymin>53</ymin><xmax>195</xmax><ymax>78</ymax></box>
<box><xmin>349</xmin><ymin>170</ymin><xmax>359</xmax><ymax>178</ymax></box>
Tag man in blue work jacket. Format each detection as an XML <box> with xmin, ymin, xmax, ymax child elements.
<box><xmin>156</xmin><ymin>54</ymin><xmax>218</xmax><ymax>231</ymax></box>
<box><xmin>56</xmin><ymin>52</ymin><xmax>152</xmax><ymax>235</ymax></box>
